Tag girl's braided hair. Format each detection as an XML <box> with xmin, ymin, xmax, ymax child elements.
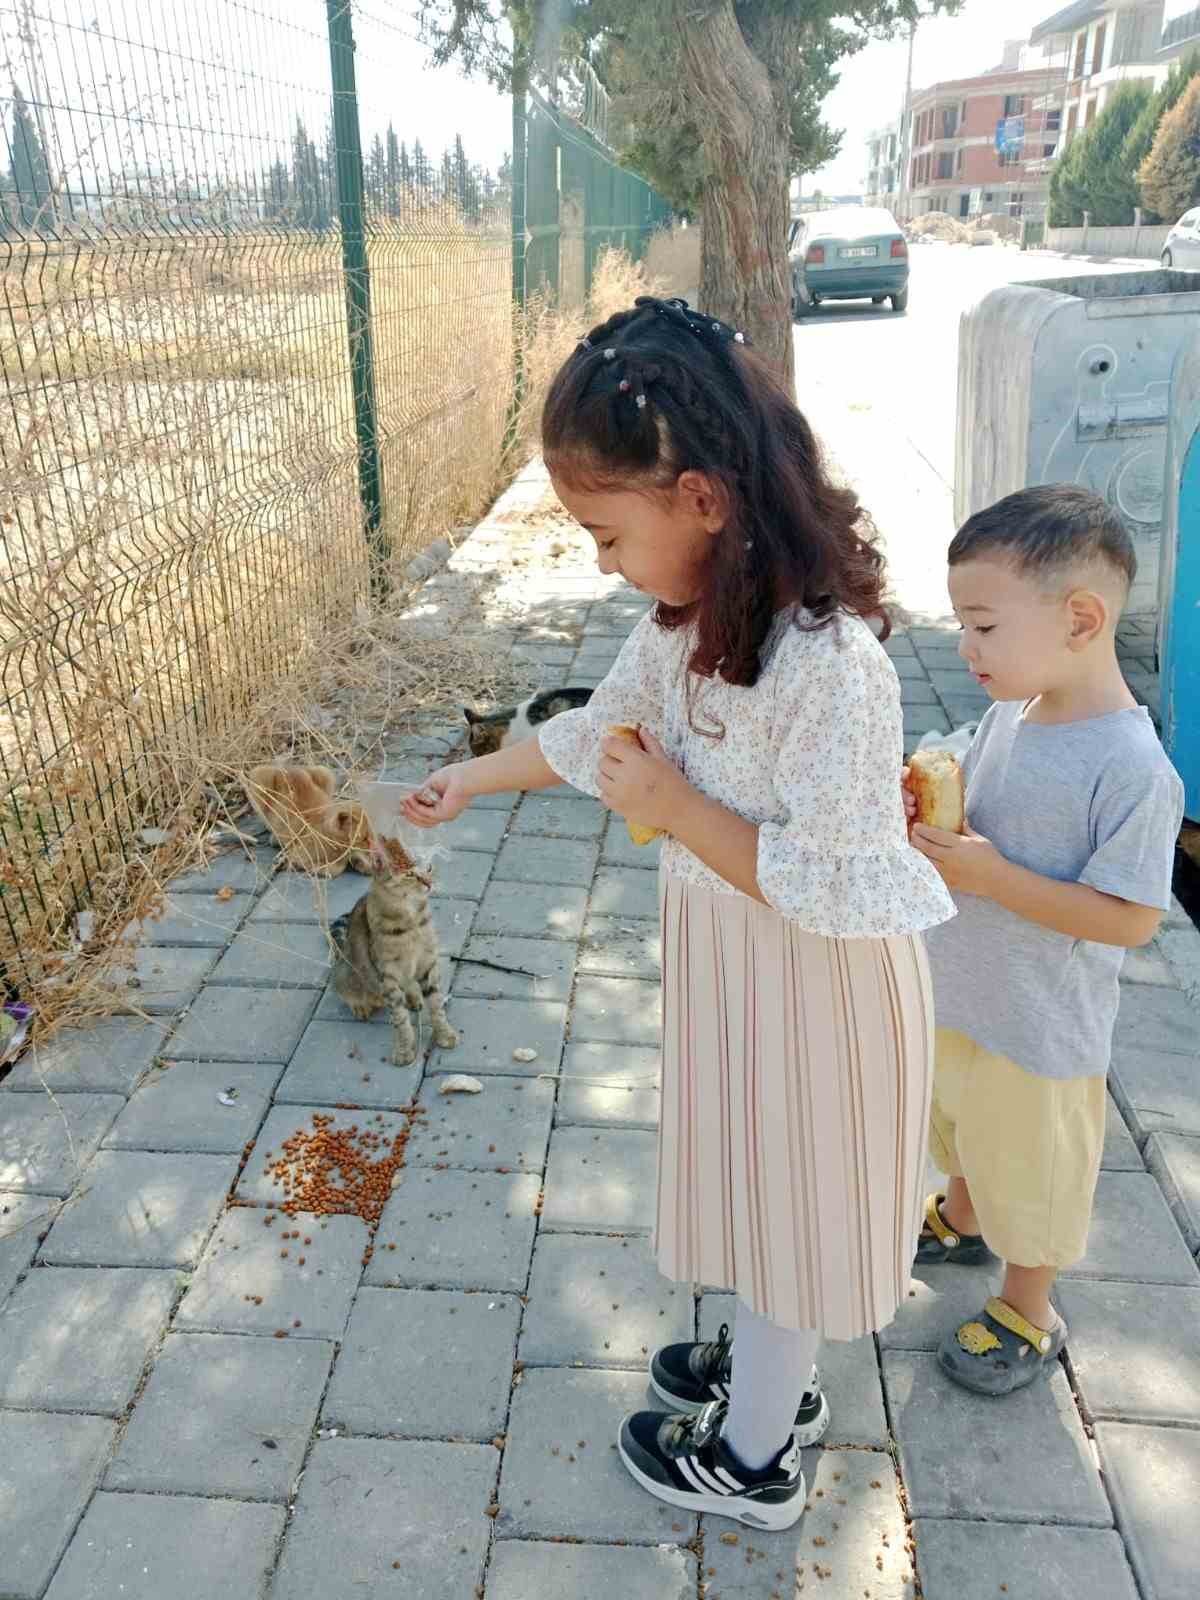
<box><xmin>542</xmin><ymin>296</ymin><xmax>889</xmax><ymax>689</ymax></box>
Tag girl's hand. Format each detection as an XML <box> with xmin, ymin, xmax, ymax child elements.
<box><xmin>598</xmin><ymin>728</ymin><xmax>688</xmax><ymax>834</ymax></box>
<box><xmin>911</xmin><ymin>822</ymin><xmax>1004</xmax><ymax>897</ymax></box>
<box><xmin>402</xmin><ymin>767</ymin><xmax>470</xmax><ymax>828</ymax></box>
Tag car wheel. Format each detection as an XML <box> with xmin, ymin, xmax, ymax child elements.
<box><xmin>1162</xmin><ymin>250</ymin><xmax>1174</xmax><ymax>268</ymax></box>
<box><xmin>793</xmin><ymin>293</ymin><xmax>808</xmax><ymax>319</ymax></box>
<box><xmin>872</xmin><ymin>296</ymin><xmax>886</xmax><ymax>305</ymax></box>
<box><xmin>891</xmin><ymin>288</ymin><xmax>909</xmax><ymax>313</ymax></box>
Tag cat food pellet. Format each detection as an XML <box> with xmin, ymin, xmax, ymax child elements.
<box><xmin>298</xmin><ymin>1256</ymin><xmax>305</xmax><ymax>1265</ymax></box>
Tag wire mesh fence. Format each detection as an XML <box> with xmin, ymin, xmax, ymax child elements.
<box><xmin>0</xmin><ymin>1</ymin><xmax>670</xmax><ymax>988</ymax></box>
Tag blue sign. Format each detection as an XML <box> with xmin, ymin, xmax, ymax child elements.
<box><xmin>995</xmin><ymin>115</ymin><xmax>1025</xmax><ymax>154</ymax></box>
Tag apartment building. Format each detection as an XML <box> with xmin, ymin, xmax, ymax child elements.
<box><xmin>1159</xmin><ymin>0</ymin><xmax>1200</xmax><ymax>59</ymax></box>
<box><xmin>1030</xmin><ymin>1</ymin><xmax>1167</xmax><ymax>145</ymax></box>
<box><xmin>903</xmin><ymin>67</ymin><xmax>1058</xmax><ymax>219</ymax></box>
<box><xmin>864</xmin><ymin>122</ymin><xmax>901</xmax><ymax>209</ymax></box>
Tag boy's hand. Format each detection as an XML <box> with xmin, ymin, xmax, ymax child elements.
<box><xmin>401</xmin><ymin>767</ymin><xmax>469</xmax><ymax>828</ymax></box>
<box><xmin>598</xmin><ymin>728</ymin><xmax>687</xmax><ymax>834</ymax></box>
<box><xmin>911</xmin><ymin>822</ymin><xmax>1006</xmax><ymax>897</ymax></box>
<box><xmin>901</xmin><ymin>765</ymin><xmax>917</xmax><ymax>833</ymax></box>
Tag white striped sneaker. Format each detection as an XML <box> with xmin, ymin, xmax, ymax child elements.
<box><xmin>649</xmin><ymin>1324</ymin><xmax>830</xmax><ymax>1447</ymax></box>
<box><xmin>618</xmin><ymin>1400</ymin><xmax>806</xmax><ymax>1530</ymax></box>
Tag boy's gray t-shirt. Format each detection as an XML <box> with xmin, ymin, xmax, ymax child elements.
<box><xmin>924</xmin><ymin>702</ymin><xmax>1183</xmax><ymax>1079</ymax></box>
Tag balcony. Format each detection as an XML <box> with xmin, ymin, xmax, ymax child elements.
<box><xmin>1163</xmin><ymin>6</ymin><xmax>1200</xmax><ymax>51</ymax></box>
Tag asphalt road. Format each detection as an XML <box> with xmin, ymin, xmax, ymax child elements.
<box><xmin>792</xmin><ymin>241</ymin><xmax>1143</xmax><ymax>619</ymax></box>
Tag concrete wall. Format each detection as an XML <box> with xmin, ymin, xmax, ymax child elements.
<box><xmin>1042</xmin><ymin>223</ymin><xmax>1172</xmax><ymax>259</ymax></box>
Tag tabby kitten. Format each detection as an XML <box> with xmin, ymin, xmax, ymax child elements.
<box><xmin>330</xmin><ymin>838</ymin><xmax>458</xmax><ymax>1067</ymax></box>
<box><xmin>463</xmin><ymin>686</ymin><xmax>594</xmax><ymax>757</ymax></box>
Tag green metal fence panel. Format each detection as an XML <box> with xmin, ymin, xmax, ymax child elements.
<box><xmin>0</xmin><ymin>2</ymin><xmax>669</xmax><ymax>985</ymax></box>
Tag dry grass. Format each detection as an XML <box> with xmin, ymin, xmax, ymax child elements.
<box><xmin>645</xmin><ymin>224</ymin><xmax>701</xmax><ymax>305</ymax></box>
<box><xmin>0</xmin><ymin>225</ymin><xmax>675</xmax><ymax>1036</ymax></box>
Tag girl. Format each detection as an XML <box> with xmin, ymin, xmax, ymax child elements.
<box><xmin>404</xmin><ymin>296</ymin><xmax>954</xmax><ymax>1531</ymax></box>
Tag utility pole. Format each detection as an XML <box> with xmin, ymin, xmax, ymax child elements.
<box><xmin>896</xmin><ymin>20</ymin><xmax>917</xmax><ymax>222</ymax></box>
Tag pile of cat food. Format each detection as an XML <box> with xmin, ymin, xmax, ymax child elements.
<box><xmin>262</xmin><ymin>1109</ymin><xmax>425</xmax><ymax>1227</ymax></box>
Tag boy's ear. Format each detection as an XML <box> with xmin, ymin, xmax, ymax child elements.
<box><xmin>1066</xmin><ymin>587</ymin><xmax>1108</xmax><ymax>650</ymax></box>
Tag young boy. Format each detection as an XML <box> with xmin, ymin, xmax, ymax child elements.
<box><xmin>908</xmin><ymin>483</ymin><xmax>1184</xmax><ymax>1396</ymax></box>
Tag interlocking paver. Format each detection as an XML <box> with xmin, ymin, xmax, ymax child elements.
<box><xmin>103</xmin><ymin>1059</ymin><xmax>280</xmax><ymax>1152</ymax></box>
<box><xmin>556</xmin><ymin>1040</ymin><xmax>660</xmax><ymax>1129</ymax></box>
<box><xmin>206</xmin><ymin>920</ymin><xmax>332</xmax><ymax>987</ymax></box>
<box><xmin>111</xmin><ymin>945</ymin><xmax>219</xmax><ymax>1013</ymax></box>
<box><xmin>2</xmin><ymin>1018</ymin><xmax>167</xmax><ymax>1095</ymax></box>
<box><xmin>430</xmin><ymin>848</ymin><xmax>493</xmax><ymax>899</ymax></box>
<box><xmin>700</xmin><ymin>1293</ymin><xmax>888</xmax><ymax>1447</ymax></box>
<box><xmin>1145</xmin><ymin>1131</ymin><xmax>1200</xmax><ymax>1252</ymax></box>
<box><xmin>249</xmin><ymin>872</ymin><xmax>364</xmax><ymax>924</ymax></box>
<box><xmin>570</xmin><ymin>974</ymin><xmax>660</xmax><ymax>1045</ymax></box>
<box><xmin>704</xmin><ymin>1450</ymin><xmax>911</xmax><ymax>1597</ymax></box>
<box><xmin>511</xmin><ymin>793</ymin><xmax>606</xmax><ymax>837</ymax></box>
<box><xmin>1057</xmin><ymin>1279</ymin><xmax>1200</xmax><ymax>1425</ymax></box>
<box><xmin>1</xmin><ymin>1410</ymin><xmax>116</xmax><ymax>1600</ymax></box>
<box><xmin>430</xmin><ymin>894</ymin><xmax>477</xmax><ymax>955</ymax></box>
<box><xmin>366</xmin><ymin>1166</ymin><xmax>539</xmax><ymax>1291</ymax></box>
<box><xmin>270</xmin><ymin>1436</ymin><xmax>495</xmax><ymax>1600</ymax></box>
<box><xmin>138</xmin><ymin>891</ymin><xmax>252</xmax><ymax>945</ymax></box>
<box><xmin>521</xmin><ymin>1233</ymin><xmax>689</xmax><ymax>1367</ymax></box>
<box><xmin>428</xmin><ymin>995</ymin><xmax>567</xmax><ymax>1074</ymax></box>
<box><xmin>877</xmin><ymin>1262</ymin><xmax>1002</xmax><ymax>1351</ymax></box>
<box><xmin>0</xmin><ymin>1191</ymin><xmax>56</xmax><ymax>1306</ymax></box>
<box><xmin>1109</xmin><ymin>1041</ymin><xmax>1200</xmax><ymax>1139</ymax></box>
<box><xmin>1095</xmin><ymin>1422</ymin><xmax>1200</xmax><ymax>1600</ymax></box>
<box><xmin>883</xmin><ymin>1350</ymin><xmax>1110</xmax><ymax>1525</ymax></box>
<box><xmin>541</xmin><ymin>1125</ymin><xmax>658</xmax><ymax>1233</ymax></box>
<box><xmin>1113</xmin><ymin>984</ymin><xmax>1198</xmax><ymax>1057</ymax></box>
<box><xmin>588</xmin><ymin>863</ymin><xmax>659</xmax><ymax>919</ymax></box>
<box><xmin>45</xmin><ymin>1492</ymin><xmax>284</xmax><ymax>1600</ymax></box>
<box><xmin>107</xmin><ymin>1329</ymin><xmax>332</xmax><ymax>1499</ymax></box>
<box><xmin>323</xmin><ymin>1286</ymin><xmax>519</xmax><ymax>1439</ymax></box>
<box><xmin>436</xmin><ymin>808</ymin><xmax>511</xmax><ymax>852</ymax></box>
<box><xmin>168</xmin><ymin>984</ymin><xmax>317</xmax><ymax>1063</ymax></box>
<box><xmin>1122</xmin><ymin>944</ymin><xmax>1179</xmax><ymax>987</ymax></box>
<box><xmin>498</xmin><ymin>1366</ymin><xmax>694</xmax><ymax>1544</ymax></box>
<box><xmin>487</xmin><ymin>1541</ymin><xmax>695</xmax><ymax>1600</ymax></box>
<box><xmin>911</xmin><ymin>1521</ymin><xmax>1139</xmax><ymax>1600</ymax></box>
<box><xmin>38</xmin><ymin>1149</ymin><xmax>237</xmax><ymax>1267</ymax></box>
<box><xmin>1102</xmin><ymin>1092</ymin><xmax>1144</xmax><ymax>1170</ymax></box>
<box><xmin>452</xmin><ymin>934</ymin><xmax>576</xmax><ymax>1001</ymax></box>
<box><xmin>0</xmin><ymin>1266</ymin><xmax>176</xmax><ymax>1413</ymax></box>
<box><xmin>599</xmin><ymin>818</ymin><xmax>663</xmax><ymax>869</ymax></box>
<box><xmin>1062</xmin><ymin>1171</ymin><xmax>1198</xmax><ymax>1286</ymax></box>
<box><xmin>473</xmin><ymin>878</ymin><xmax>590</xmax><ymax>939</ymax></box>
<box><xmin>409</xmin><ymin>1073</ymin><xmax>554</xmax><ymax>1173</ymax></box>
<box><xmin>274</xmin><ymin>1018</ymin><xmax>420</xmax><ymax>1107</ymax></box>
<box><xmin>494</xmin><ymin>833</ymin><xmax>600</xmax><ymax>886</ymax></box>
<box><xmin>175</xmin><ymin>1205</ymin><xmax>366</xmax><ymax>1339</ymax></box>
<box><xmin>171</xmin><ymin>848</ymin><xmax>277</xmax><ymax>894</ymax></box>
<box><xmin>578</xmin><ymin>915</ymin><xmax>661</xmax><ymax>979</ymax></box>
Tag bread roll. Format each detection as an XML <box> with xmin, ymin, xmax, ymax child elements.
<box><xmin>908</xmin><ymin>749</ymin><xmax>965</xmax><ymax>834</ymax></box>
<box><xmin>607</xmin><ymin>723</ymin><xmax>663</xmax><ymax>846</ymax></box>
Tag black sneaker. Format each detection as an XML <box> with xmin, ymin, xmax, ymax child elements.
<box><xmin>618</xmin><ymin>1399</ymin><xmax>806</xmax><ymax>1529</ymax></box>
<box><xmin>649</xmin><ymin>1324</ymin><xmax>830</xmax><ymax>1447</ymax></box>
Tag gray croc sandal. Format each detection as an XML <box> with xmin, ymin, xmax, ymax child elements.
<box><xmin>914</xmin><ymin>1192</ymin><xmax>993</xmax><ymax>1267</ymax></box>
<box><xmin>938</xmin><ymin>1297</ymin><xmax>1068</xmax><ymax>1397</ymax></box>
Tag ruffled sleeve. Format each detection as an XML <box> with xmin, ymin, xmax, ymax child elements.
<box><xmin>537</xmin><ymin>612</ymin><xmax>666</xmax><ymax>797</ymax></box>
<box><xmin>756</xmin><ymin>626</ymin><xmax>956</xmax><ymax>938</ymax></box>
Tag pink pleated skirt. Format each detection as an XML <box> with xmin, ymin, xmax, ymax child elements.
<box><xmin>656</xmin><ymin>874</ymin><xmax>935</xmax><ymax>1341</ymax></box>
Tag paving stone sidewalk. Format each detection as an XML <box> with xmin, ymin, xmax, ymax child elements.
<box><xmin>2</xmin><ymin>462</ymin><xmax>1199</xmax><ymax>1600</ymax></box>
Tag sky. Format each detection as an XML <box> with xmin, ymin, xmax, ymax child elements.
<box><xmin>807</xmin><ymin>0</ymin><xmax>1084</xmax><ymax>196</ymax></box>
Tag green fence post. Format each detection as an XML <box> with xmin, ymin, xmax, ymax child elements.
<box><xmin>505</xmin><ymin>47</ymin><xmax>529</xmax><ymax>457</ymax></box>
<box><xmin>326</xmin><ymin>0</ymin><xmax>387</xmax><ymax>593</ymax></box>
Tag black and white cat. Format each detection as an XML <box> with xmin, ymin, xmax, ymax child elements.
<box><xmin>463</xmin><ymin>687</ymin><xmax>594</xmax><ymax>757</ymax></box>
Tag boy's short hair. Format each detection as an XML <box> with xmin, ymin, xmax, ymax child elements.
<box><xmin>949</xmin><ymin>484</ymin><xmax>1136</xmax><ymax>591</ymax></box>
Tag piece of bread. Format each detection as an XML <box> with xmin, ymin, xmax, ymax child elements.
<box><xmin>908</xmin><ymin>750</ymin><xmax>965</xmax><ymax>834</ymax></box>
<box><xmin>607</xmin><ymin>724</ymin><xmax>663</xmax><ymax>846</ymax></box>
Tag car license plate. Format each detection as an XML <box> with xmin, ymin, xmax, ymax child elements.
<box><xmin>841</xmin><ymin>246</ymin><xmax>876</xmax><ymax>258</ymax></box>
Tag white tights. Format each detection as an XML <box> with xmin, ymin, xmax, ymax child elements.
<box><xmin>722</xmin><ymin>1298</ymin><xmax>820</xmax><ymax>1472</ymax></box>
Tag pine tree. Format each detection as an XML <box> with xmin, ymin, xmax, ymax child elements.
<box><xmin>411</xmin><ymin>138</ymin><xmax>431</xmax><ymax>191</ymax></box>
<box><xmin>1138</xmin><ymin>76</ymin><xmax>1200</xmax><ymax>225</ymax></box>
<box><xmin>1048</xmin><ymin>82</ymin><xmax>1151</xmax><ymax>226</ymax></box>
<box><xmin>9</xmin><ymin>84</ymin><xmax>53</xmax><ymax>233</ymax></box>
<box><xmin>291</xmin><ymin>117</ymin><xmax>321</xmax><ymax>229</ymax></box>
<box><xmin>385</xmin><ymin>125</ymin><xmax>403</xmax><ymax>218</ymax></box>
<box><xmin>440</xmin><ymin>146</ymin><xmax>455</xmax><ymax>206</ymax></box>
<box><xmin>452</xmin><ymin>133</ymin><xmax>480</xmax><ymax>221</ymax></box>
<box><xmin>264</xmin><ymin>156</ymin><xmax>290</xmax><ymax>223</ymax></box>
<box><xmin>1126</xmin><ymin>50</ymin><xmax>1200</xmax><ymax>221</ymax></box>
<box><xmin>367</xmin><ymin>133</ymin><xmax>386</xmax><ymax>213</ymax></box>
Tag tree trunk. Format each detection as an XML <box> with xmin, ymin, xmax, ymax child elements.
<box><xmin>673</xmin><ymin>1</ymin><xmax>795</xmax><ymax>393</ymax></box>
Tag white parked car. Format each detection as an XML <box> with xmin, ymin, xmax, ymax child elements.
<box><xmin>1162</xmin><ymin>208</ymin><xmax>1200</xmax><ymax>269</ymax></box>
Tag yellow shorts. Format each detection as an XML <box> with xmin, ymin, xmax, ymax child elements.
<box><xmin>930</xmin><ymin>1028</ymin><xmax>1106</xmax><ymax>1269</ymax></box>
